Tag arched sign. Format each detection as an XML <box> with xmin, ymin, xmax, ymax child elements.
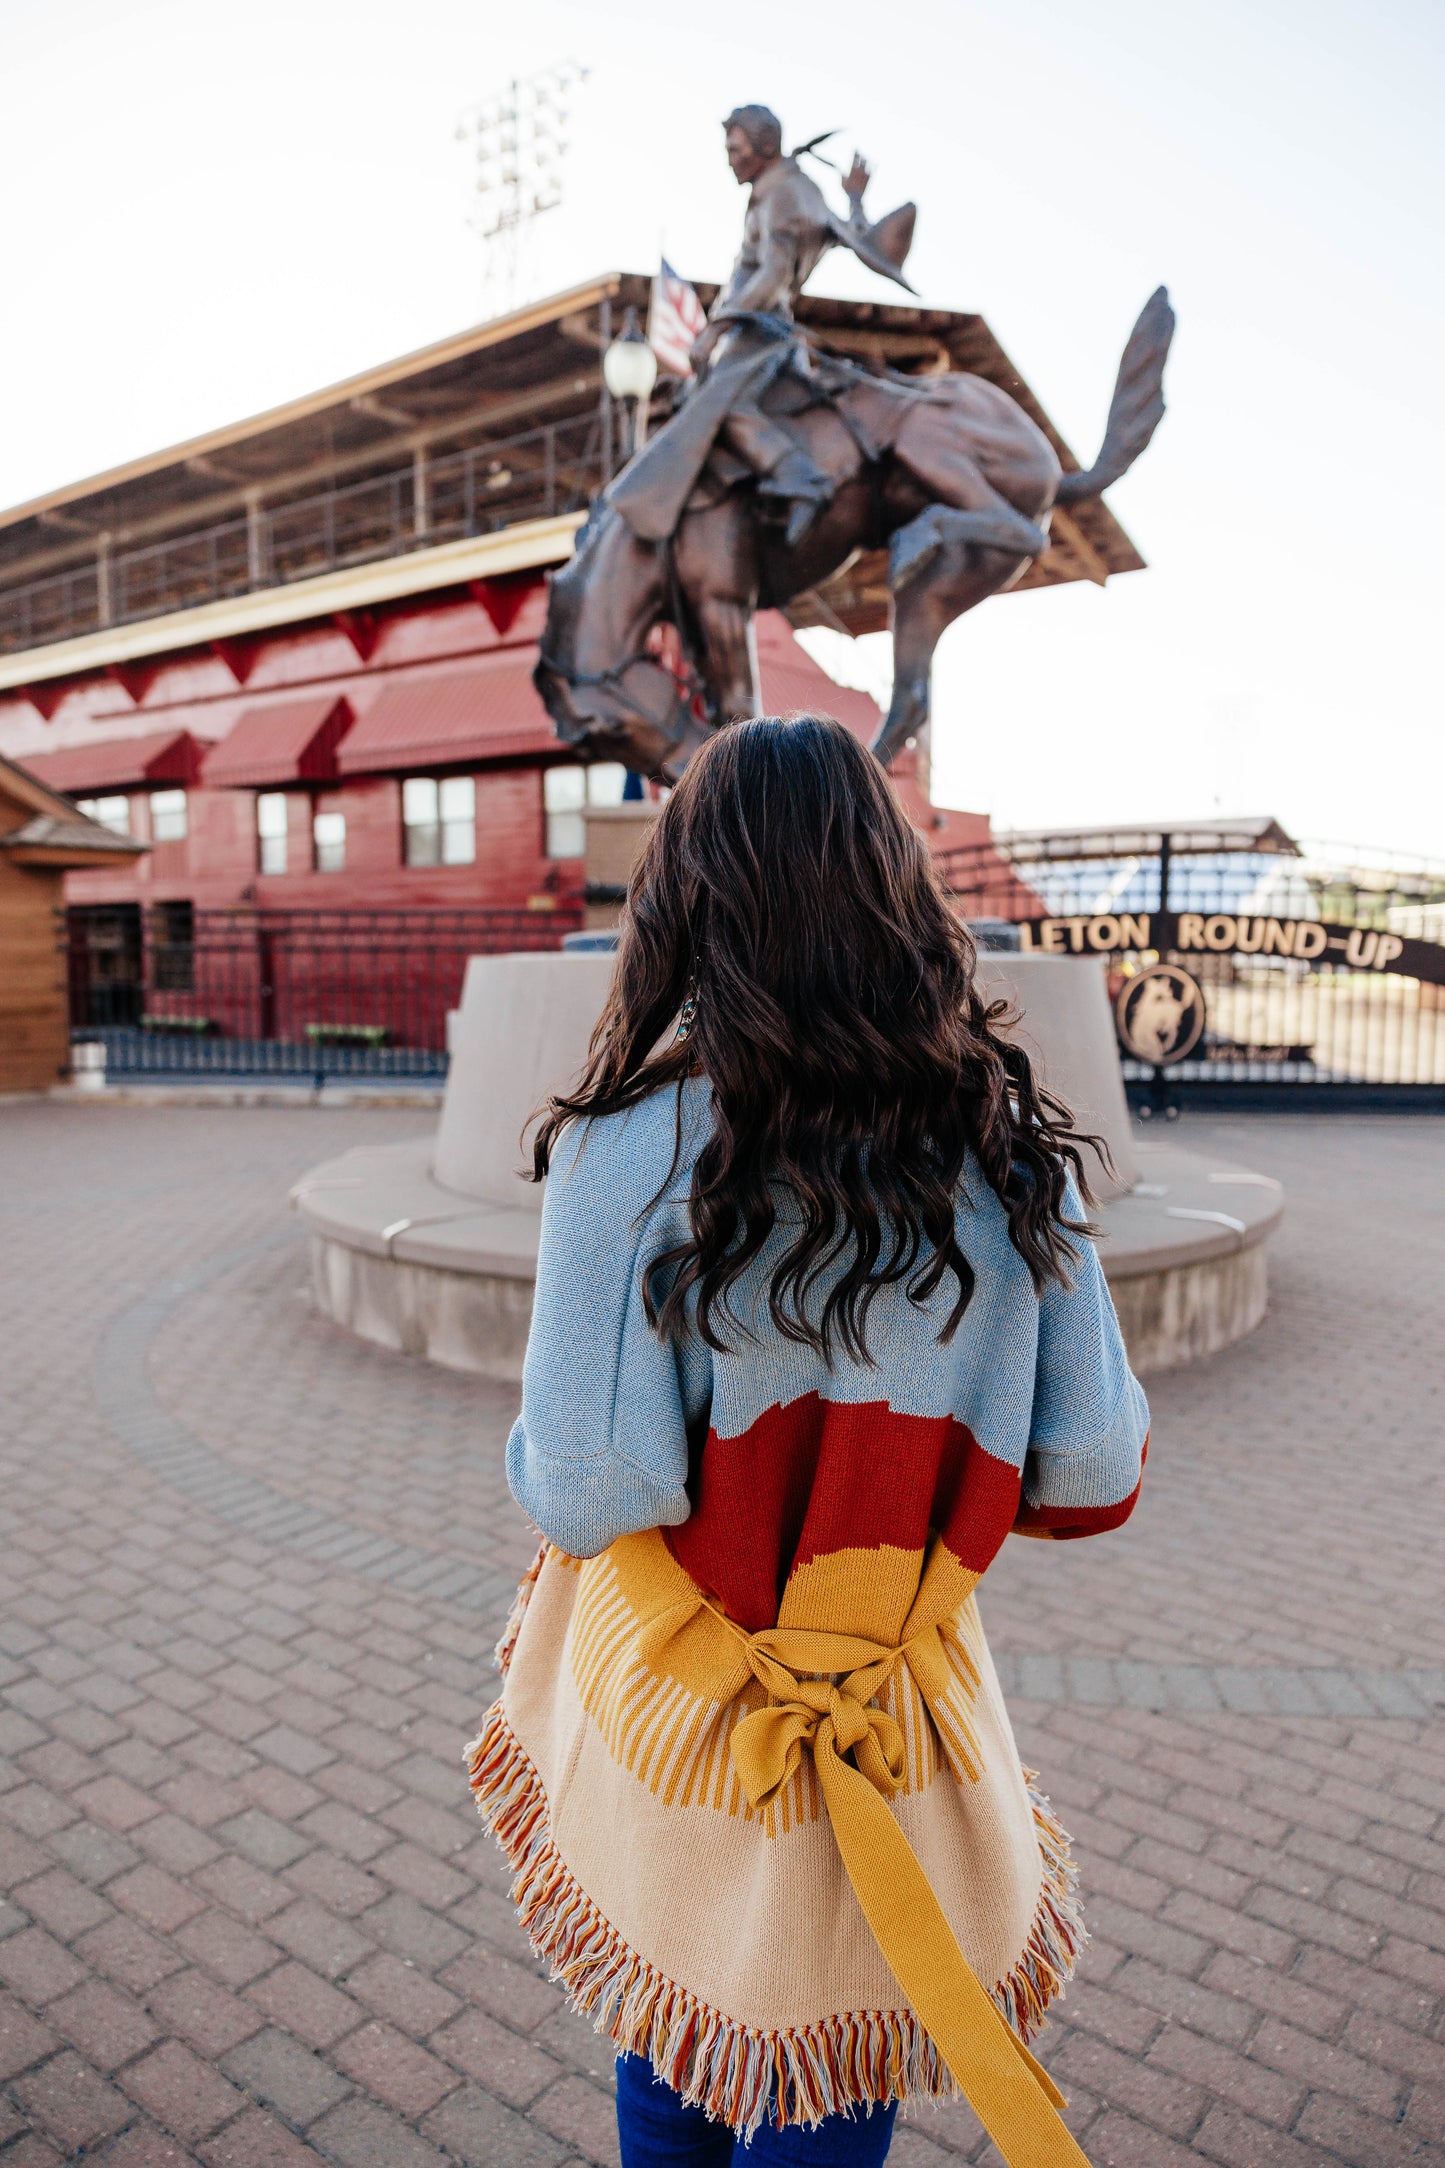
<box><xmin>1016</xmin><ymin>910</ymin><xmax>1445</xmax><ymax>986</ymax></box>
<box><xmin>1114</xmin><ymin>964</ymin><xmax>1206</xmax><ymax>1065</ymax></box>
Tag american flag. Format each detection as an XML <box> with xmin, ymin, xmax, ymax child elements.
<box><xmin>648</xmin><ymin>259</ymin><xmax>707</xmax><ymax>378</ymax></box>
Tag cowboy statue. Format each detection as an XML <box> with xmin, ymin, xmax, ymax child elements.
<box><xmin>611</xmin><ymin>104</ymin><xmax>918</xmax><ymax>550</ymax></box>
<box><xmin>535</xmin><ymin>104</ymin><xmax>1173</xmax><ymax>780</ymax></box>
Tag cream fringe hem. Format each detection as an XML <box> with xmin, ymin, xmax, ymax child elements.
<box><xmin>464</xmin><ymin>1696</ymin><xmax>1086</xmax><ymax>2136</ymax></box>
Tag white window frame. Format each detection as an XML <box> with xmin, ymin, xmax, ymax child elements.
<box><xmin>149</xmin><ymin>788</ymin><xmax>188</xmax><ymax>842</ymax></box>
<box><xmin>76</xmin><ymin>794</ymin><xmax>132</xmax><ymax>837</ymax></box>
<box><xmin>256</xmin><ymin>792</ymin><xmax>289</xmax><ymax>875</ymax></box>
<box><xmin>403</xmin><ymin>774</ymin><xmax>476</xmax><ymax>868</ymax></box>
<box><xmin>312</xmin><ymin>808</ymin><xmax>346</xmax><ymax>874</ymax></box>
<box><xmin>543</xmin><ymin>762</ymin><xmax>628</xmax><ymax>859</ymax></box>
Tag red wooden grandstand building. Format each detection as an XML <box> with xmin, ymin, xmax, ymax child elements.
<box><xmin>0</xmin><ymin>275</ymin><xmax>1141</xmax><ymax>1071</ymax></box>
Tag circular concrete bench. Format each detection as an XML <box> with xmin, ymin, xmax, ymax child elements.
<box><xmin>293</xmin><ymin>951</ymin><xmax>1282</xmax><ymax>1383</ymax></box>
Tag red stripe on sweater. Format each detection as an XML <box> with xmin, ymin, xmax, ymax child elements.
<box><xmin>1011</xmin><ymin>1434</ymin><xmax>1148</xmax><ymax>1541</ymax></box>
<box><xmin>665</xmin><ymin>1394</ymin><xmax>1023</xmax><ymax>1632</ymax></box>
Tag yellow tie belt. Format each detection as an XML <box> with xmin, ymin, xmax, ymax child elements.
<box><xmin>714</xmin><ymin>1613</ymin><xmax>1092</xmax><ymax>2168</ymax></box>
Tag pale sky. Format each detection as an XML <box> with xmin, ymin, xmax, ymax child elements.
<box><xmin>3</xmin><ymin>0</ymin><xmax>1442</xmax><ymax>856</ymax></box>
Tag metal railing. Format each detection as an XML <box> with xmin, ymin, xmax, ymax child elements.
<box><xmin>64</xmin><ymin>904</ymin><xmax>582</xmax><ymax>1084</ymax></box>
<box><xmin>2</xmin><ymin>413</ymin><xmax>604</xmax><ymax>656</ymax></box>
<box><xmin>59</xmin><ymin>838</ymin><xmax>1445</xmax><ymax>1102</ymax></box>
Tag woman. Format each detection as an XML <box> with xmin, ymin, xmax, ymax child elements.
<box><xmin>468</xmin><ymin>716</ymin><xmax>1148</xmax><ymax>2166</ymax></box>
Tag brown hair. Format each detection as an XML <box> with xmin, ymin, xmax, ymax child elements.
<box><xmin>532</xmin><ymin>716</ymin><xmax>1099</xmax><ymax>1361</ymax></box>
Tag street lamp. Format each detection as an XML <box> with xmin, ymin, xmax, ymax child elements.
<box><xmin>603</xmin><ymin>307</ymin><xmax>658</xmax><ymax>462</ymax></box>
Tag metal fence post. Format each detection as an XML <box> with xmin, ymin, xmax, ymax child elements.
<box><xmin>599</xmin><ymin>294</ymin><xmax>614</xmax><ymax>486</ymax></box>
<box><xmin>246</xmin><ymin>494</ymin><xmax>266</xmax><ymax>589</ymax></box>
<box><xmin>413</xmin><ymin>445</ymin><xmax>429</xmax><ymax>542</ymax></box>
<box><xmin>258</xmin><ymin>919</ymin><xmax>277</xmax><ymax>1044</ymax></box>
<box><xmin>96</xmin><ymin>535</ymin><xmax>113</xmax><ymax>628</ymax></box>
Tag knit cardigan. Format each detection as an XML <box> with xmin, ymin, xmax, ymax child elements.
<box><xmin>467</xmin><ymin>1075</ymin><xmax>1148</xmax><ymax>2158</ymax></box>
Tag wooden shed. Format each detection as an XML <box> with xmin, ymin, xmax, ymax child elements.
<box><xmin>0</xmin><ymin>755</ymin><xmax>146</xmax><ymax>1090</ymax></box>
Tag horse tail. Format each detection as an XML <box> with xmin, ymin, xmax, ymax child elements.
<box><xmin>1054</xmin><ymin>286</ymin><xmax>1175</xmax><ymax>505</ymax></box>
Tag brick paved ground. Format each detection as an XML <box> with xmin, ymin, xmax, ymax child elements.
<box><xmin>0</xmin><ymin>1101</ymin><xmax>1441</xmax><ymax>2167</ymax></box>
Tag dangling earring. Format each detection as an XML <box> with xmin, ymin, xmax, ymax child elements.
<box><xmin>675</xmin><ymin>987</ymin><xmax>698</xmax><ymax>1043</ymax></box>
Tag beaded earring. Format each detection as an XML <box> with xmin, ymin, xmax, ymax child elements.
<box><xmin>675</xmin><ymin>988</ymin><xmax>698</xmax><ymax>1042</ymax></box>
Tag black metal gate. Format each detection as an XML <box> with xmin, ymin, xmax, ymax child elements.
<box><xmin>936</xmin><ymin>824</ymin><xmax>1445</xmax><ymax>1112</ymax></box>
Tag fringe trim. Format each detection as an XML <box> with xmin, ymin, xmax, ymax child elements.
<box><xmin>463</xmin><ymin>1702</ymin><xmax>1086</xmax><ymax>2135</ymax></box>
<box><xmin>495</xmin><ymin>1536</ymin><xmax>550</xmax><ymax>1676</ymax></box>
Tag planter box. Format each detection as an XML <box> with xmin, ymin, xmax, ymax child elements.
<box><xmin>140</xmin><ymin>1014</ymin><xmax>216</xmax><ymax>1036</ymax></box>
<box><xmin>304</xmin><ymin>1022</ymin><xmax>390</xmax><ymax>1048</ymax></box>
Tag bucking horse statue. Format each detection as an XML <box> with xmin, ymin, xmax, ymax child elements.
<box><xmin>535</xmin><ymin>102</ymin><xmax>1175</xmax><ymax>779</ymax></box>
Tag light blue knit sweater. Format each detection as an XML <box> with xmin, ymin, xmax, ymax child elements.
<box><xmin>506</xmin><ymin>1077</ymin><xmax>1149</xmax><ymax>1590</ymax></box>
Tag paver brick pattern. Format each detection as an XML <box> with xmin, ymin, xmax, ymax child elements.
<box><xmin>0</xmin><ymin>1101</ymin><xmax>1442</xmax><ymax>2166</ymax></box>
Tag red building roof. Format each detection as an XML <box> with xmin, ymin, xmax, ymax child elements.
<box><xmin>19</xmin><ymin>729</ymin><xmax>205</xmax><ymax>794</ymax></box>
<box><xmin>202</xmin><ymin>694</ymin><xmax>353</xmax><ymax>788</ymax></box>
<box><xmin>337</xmin><ymin>652</ymin><xmax>554</xmax><ymax>775</ymax></box>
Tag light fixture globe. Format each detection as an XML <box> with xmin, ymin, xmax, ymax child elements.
<box><xmin>603</xmin><ymin>307</ymin><xmax>659</xmax><ymax>405</ymax></box>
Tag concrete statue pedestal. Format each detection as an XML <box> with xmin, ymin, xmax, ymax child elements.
<box><xmin>294</xmin><ymin>949</ymin><xmax>1282</xmax><ymax>1382</ymax></box>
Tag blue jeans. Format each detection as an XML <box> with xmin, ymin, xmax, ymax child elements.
<box><xmin>616</xmin><ymin>2054</ymin><xmax>897</xmax><ymax>2164</ymax></box>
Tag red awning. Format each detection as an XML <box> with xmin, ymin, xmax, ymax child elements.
<box><xmin>337</xmin><ymin>652</ymin><xmax>554</xmax><ymax>775</ymax></box>
<box><xmin>315</xmin><ymin>614</ymin><xmax>881</xmax><ymax>781</ymax></box>
<box><xmin>18</xmin><ymin>729</ymin><xmax>206</xmax><ymax>795</ymax></box>
<box><xmin>203</xmin><ymin>694</ymin><xmax>353</xmax><ymax>788</ymax></box>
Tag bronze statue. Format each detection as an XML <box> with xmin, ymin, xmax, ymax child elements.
<box><xmin>536</xmin><ymin>105</ymin><xmax>1174</xmax><ymax>778</ymax></box>
<box><xmin>611</xmin><ymin>105</ymin><xmax>917</xmax><ymax>549</ymax></box>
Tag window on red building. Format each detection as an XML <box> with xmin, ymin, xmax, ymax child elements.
<box><xmin>149</xmin><ymin>789</ymin><xmax>188</xmax><ymax>841</ymax></box>
<box><xmin>76</xmin><ymin>795</ymin><xmax>132</xmax><ymax>836</ymax></box>
<box><xmin>402</xmin><ymin>776</ymin><xmax>475</xmax><ymax>866</ymax></box>
<box><xmin>543</xmin><ymin>762</ymin><xmax>627</xmax><ymax>858</ymax></box>
<box><xmin>313</xmin><ymin>809</ymin><xmax>346</xmax><ymax>873</ymax></box>
<box><xmin>257</xmin><ymin>793</ymin><xmax>288</xmax><ymax>874</ymax></box>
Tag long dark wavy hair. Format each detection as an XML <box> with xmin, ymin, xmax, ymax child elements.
<box><xmin>532</xmin><ymin>715</ymin><xmax>1101</xmax><ymax>1361</ymax></box>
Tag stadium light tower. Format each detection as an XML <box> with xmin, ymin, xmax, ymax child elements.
<box><xmin>457</xmin><ymin>62</ymin><xmax>589</xmax><ymax>312</ymax></box>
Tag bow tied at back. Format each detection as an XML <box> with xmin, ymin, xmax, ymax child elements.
<box><xmin>729</xmin><ymin>1627</ymin><xmax>908</xmax><ymax>1811</ymax></box>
